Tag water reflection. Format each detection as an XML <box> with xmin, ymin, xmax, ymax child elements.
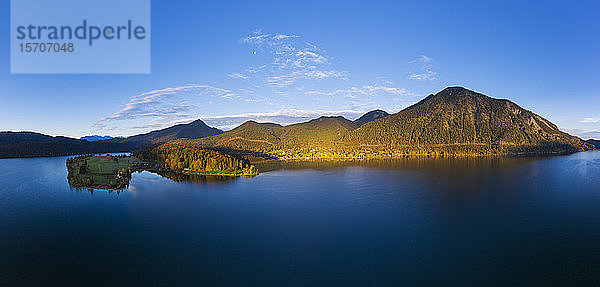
<box><xmin>67</xmin><ymin>169</ymin><xmax>241</xmax><ymax>193</ymax></box>
<box><xmin>151</xmin><ymin>170</ymin><xmax>240</xmax><ymax>185</ymax></box>
<box><xmin>254</xmin><ymin>155</ymin><xmax>549</xmax><ymax>173</ymax></box>
<box><xmin>64</xmin><ymin>154</ymin><xmax>566</xmax><ymax>193</ymax></box>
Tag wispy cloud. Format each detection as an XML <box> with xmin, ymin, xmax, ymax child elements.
<box><xmin>303</xmin><ymin>84</ymin><xmax>419</xmax><ymax>113</ymax></box>
<box><xmin>580</xmin><ymin>117</ymin><xmax>600</xmax><ymax>123</ymax></box>
<box><xmin>240</xmin><ymin>32</ymin><xmax>270</xmax><ymax>44</ymax></box>
<box><xmin>228</xmin><ymin>72</ymin><xmax>249</xmax><ymax>80</ymax></box>
<box><xmin>273</xmin><ymin>34</ymin><xmax>299</xmax><ymax>40</ymax></box>
<box><xmin>408</xmin><ymin>55</ymin><xmax>437</xmax><ymax>81</ymax></box>
<box><xmin>305</xmin><ymin>70</ymin><xmax>348</xmax><ymax>79</ymax></box>
<box><xmin>563</xmin><ymin>128</ymin><xmax>600</xmax><ymax>140</ymax></box>
<box><xmin>238</xmin><ymin>30</ymin><xmax>348</xmax><ymax>87</ymax></box>
<box><xmin>362</xmin><ymin>85</ymin><xmax>411</xmax><ymax>95</ymax></box>
<box><xmin>306</xmin><ymin>85</ymin><xmax>415</xmax><ymax>98</ymax></box>
<box><xmin>94</xmin><ymin>31</ymin><xmax>421</xmax><ymax>136</ymax></box>
<box><xmin>267</xmin><ymin>75</ymin><xmax>296</xmax><ymax>87</ymax></box>
<box><xmin>94</xmin><ymin>84</ymin><xmax>236</xmax><ymax>132</ymax></box>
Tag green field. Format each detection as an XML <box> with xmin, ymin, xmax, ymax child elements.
<box><xmin>66</xmin><ymin>155</ymin><xmax>144</xmax><ymax>190</ymax></box>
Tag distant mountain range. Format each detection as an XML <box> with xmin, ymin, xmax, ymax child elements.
<box><xmin>1</xmin><ymin>87</ymin><xmax>596</xmax><ymax>159</ymax></box>
<box><xmin>80</xmin><ymin>135</ymin><xmax>124</xmax><ymax>142</ymax></box>
<box><xmin>0</xmin><ymin>119</ymin><xmax>222</xmax><ymax>158</ymax></box>
<box><xmin>0</xmin><ymin>132</ymin><xmax>126</xmax><ymax>158</ymax></box>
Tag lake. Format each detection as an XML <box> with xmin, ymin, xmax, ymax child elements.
<box><xmin>1</xmin><ymin>151</ymin><xmax>599</xmax><ymax>286</ymax></box>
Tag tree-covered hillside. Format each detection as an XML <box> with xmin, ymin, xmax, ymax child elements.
<box><xmin>344</xmin><ymin>87</ymin><xmax>592</xmax><ymax>155</ymax></box>
<box><xmin>353</xmin><ymin>109</ymin><xmax>390</xmax><ymax>126</ymax></box>
<box><xmin>136</xmin><ymin>144</ymin><xmax>258</xmax><ymax>176</ymax></box>
<box><xmin>122</xmin><ymin>119</ymin><xmax>223</xmax><ymax>148</ymax></box>
<box><xmin>586</xmin><ymin>139</ymin><xmax>600</xmax><ymax>149</ymax></box>
<box><xmin>185</xmin><ymin>116</ymin><xmax>358</xmax><ymax>153</ymax></box>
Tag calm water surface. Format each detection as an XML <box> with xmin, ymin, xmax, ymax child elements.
<box><xmin>1</xmin><ymin>151</ymin><xmax>599</xmax><ymax>286</ymax></box>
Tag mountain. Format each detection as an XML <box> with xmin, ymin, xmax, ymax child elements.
<box><xmin>122</xmin><ymin>119</ymin><xmax>223</xmax><ymax>148</ymax></box>
<box><xmin>175</xmin><ymin>87</ymin><xmax>591</xmax><ymax>158</ymax></box>
<box><xmin>199</xmin><ymin>121</ymin><xmax>283</xmax><ymax>151</ymax></box>
<box><xmin>353</xmin><ymin>109</ymin><xmax>390</xmax><ymax>126</ymax></box>
<box><xmin>0</xmin><ymin>132</ymin><xmax>127</xmax><ymax>158</ymax></box>
<box><xmin>2</xmin><ymin>88</ymin><xmax>591</xmax><ymax>159</ymax></box>
<box><xmin>0</xmin><ymin>120</ymin><xmax>224</xmax><ymax>158</ymax></box>
<box><xmin>80</xmin><ymin>135</ymin><xmax>124</xmax><ymax>142</ymax></box>
<box><xmin>345</xmin><ymin>87</ymin><xmax>592</xmax><ymax>155</ymax></box>
<box><xmin>177</xmin><ymin>116</ymin><xmax>359</xmax><ymax>152</ymax></box>
<box><xmin>283</xmin><ymin>116</ymin><xmax>359</xmax><ymax>144</ymax></box>
<box><xmin>586</xmin><ymin>139</ymin><xmax>600</xmax><ymax>149</ymax></box>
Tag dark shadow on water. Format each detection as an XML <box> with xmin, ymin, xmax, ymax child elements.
<box><xmin>150</xmin><ymin>170</ymin><xmax>241</xmax><ymax>185</ymax></box>
<box><xmin>254</xmin><ymin>155</ymin><xmax>553</xmax><ymax>173</ymax></box>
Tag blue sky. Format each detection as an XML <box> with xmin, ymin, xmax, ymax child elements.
<box><xmin>1</xmin><ymin>0</ymin><xmax>599</xmax><ymax>139</ymax></box>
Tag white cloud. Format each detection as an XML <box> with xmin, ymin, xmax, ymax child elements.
<box><xmin>235</xmin><ymin>30</ymin><xmax>348</xmax><ymax>87</ymax></box>
<box><xmin>362</xmin><ymin>85</ymin><xmax>409</xmax><ymax>95</ymax></box>
<box><xmin>304</xmin><ymin>89</ymin><xmax>346</xmax><ymax>97</ymax></box>
<box><xmin>267</xmin><ymin>75</ymin><xmax>296</xmax><ymax>87</ymax></box>
<box><xmin>305</xmin><ymin>70</ymin><xmax>348</xmax><ymax>79</ymax></box>
<box><xmin>580</xmin><ymin>118</ymin><xmax>600</xmax><ymax>123</ymax></box>
<box><xmin>94</xmin><ymin>84</ymin><xmax>236</xmax><ymax>132</ymax></box>
<box><xmin>273</xmin><ymin>34</ymin><xmax>299</xmax><ymax>40</ymax></box>
<box><xmin>240</xmin><ymin>31</ymin><xmax>270</xmax><ymax>44</ymax></box>
<box><xmin>414</xmin><ymin>55</ymin><xmax>432</xmax><ymax>63</ymax></box>
<box><xmin>409</xmin><ymin>71</ymin><xmax>437</xmax><ymax>81</ymax></box>
<box><xmin>306</xmin><ymin>85</ymin><xmax>414</xmax><ymax>98</ymax></box>
<box><xmin>228</xmin><ymin>72</ymin><xmax>249</xmax><ymax>80</ymax></box>
<box><xmin>408</xmin><ymin>55</ymin><xmax>437</xmax><ymax>81</ymax></box>
<box><xmin>302</xmin><ymin>85</ymin><xmax>418</xmax><ymax>112</ymax></box>
<box><xmin>295</xmin><ymin>50</ymin><xmax>327</xmax><ymax>65</ymax></box>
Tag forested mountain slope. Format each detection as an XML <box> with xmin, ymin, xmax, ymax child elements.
<box><xmin>344</xmin><ymin>87</ymin><xmax>591</xmax><ymax>154</ymax></box>
<box><xmin>121</xmin><ymin>119</ymin><xmax>223</xmax><ymax>148</ymax></box>
<box><xmin>353</xmin><ymin>109</ymin><xmax>390</xmax><ymax>127</ymax></box>
<box><xmin>183</xmin><ymin>87</ymin><xmax>592</xmax><ymax>157</ymax></box>
<box><xmin>183</xmin><ymin>116</ymin><xmax>358</xmax><ymax>152</ymax></box>
<box><xmin>586</xmin><ymin>139</ymin><xmax>600</xmax><ymax>149</ymax></box>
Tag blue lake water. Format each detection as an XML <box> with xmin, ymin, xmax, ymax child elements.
<box><xmin>1</xmin><ymin>151</ymin><xmax>599</xmax><ymax>286</ymax></box>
